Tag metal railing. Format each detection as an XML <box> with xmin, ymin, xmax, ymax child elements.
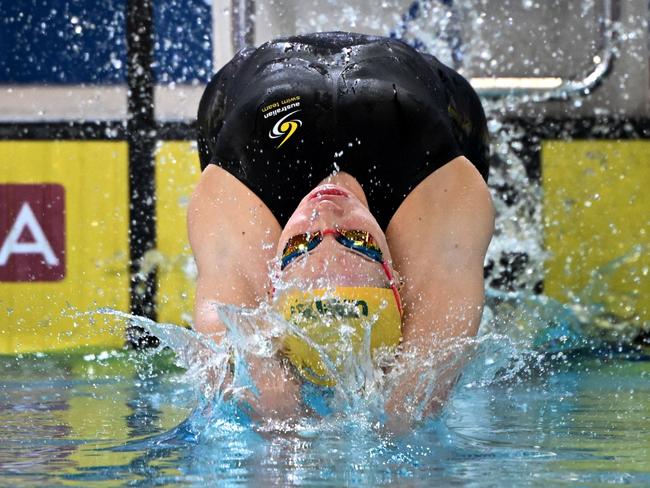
<box><xmin>470</xmin><ymin>0</ymin><xmax>619</xmax><ymax>100</ymax></box>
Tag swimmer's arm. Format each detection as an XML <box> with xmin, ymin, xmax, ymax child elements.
<box><xmin>385</xmin><ymin>157</ymin><xmax>495</xmax><ymax>424</ymax></box>
<box><xmin>188</xmin><ymin>165</ymin><xmax>302</xmax><ymax>418</ymax></box>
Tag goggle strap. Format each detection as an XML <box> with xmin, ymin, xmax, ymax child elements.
<box><xmin>382</xmin><ymin>260</ymin><xmax>403</xmax><ymax>318</ymax></box>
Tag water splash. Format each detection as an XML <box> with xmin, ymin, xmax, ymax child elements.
<box><xmin>91</xmin><ymin>301</ymin><xmax>539</xmax><ymax>437</ymax></box>
<box><xmin>481</xmin><ymin>250</ymin><xmax>650</xmax><ymax>355</ymax></box>
<box><xmin>94</xmin><ymin>230</ymin><xmax>650</xmax><ymax>442</ymax></box>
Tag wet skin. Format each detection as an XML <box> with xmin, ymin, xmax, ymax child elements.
<box><xmin>188</xmin><ymin>155</ymin><xmax>494</xmax><ymax>423</ymax></box>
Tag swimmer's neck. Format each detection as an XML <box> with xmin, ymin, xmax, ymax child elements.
<box><xmin>319</xmin><ymin>171</ymin><xmax>370</xmax><ymax>208</ymax></box>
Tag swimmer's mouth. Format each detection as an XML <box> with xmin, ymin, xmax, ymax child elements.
<box><xmin>309</xmin><ymin>185</ymin><xmax>349</xmax><ymax>200</ymax></box>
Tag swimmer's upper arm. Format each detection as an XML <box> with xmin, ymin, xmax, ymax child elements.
<box><xmin>384</xmin><ymin>157</ymin><xmax>494</xmax><ymax>418</ymax></box>
<box><xmin>387</xmin><ymin>156</ymin><xmax>494</xmax><ymax>343</ymax></box>
<box><xmin>188</xmin><ymin>165</ymin><xmax>282</xmax><ymax>338</ymax></box>
<box><xmin>188</xmin><ymin>166</ymin><xmax>303</xmax><ymax>419</ymax></box>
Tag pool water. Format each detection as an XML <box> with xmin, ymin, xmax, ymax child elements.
<box><xmin>2</xmin><ymin>330</ymin><xmax>649</xmax><ymax>486</ymax></box>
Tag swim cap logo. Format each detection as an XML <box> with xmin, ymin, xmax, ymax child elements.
<box><xmin>289</xmin><ymin>298</ymin><xmax>369</xmax><ymax>320</ymax></box>
<box><xmin>269</xmin><ymin>110</ymin><xmax>302</xmax><ymax>148</ymax></box>
<box><xmin>261</xmin><ymin>95</ymin><xmax>302</xmax><ymax>148</ymax></box>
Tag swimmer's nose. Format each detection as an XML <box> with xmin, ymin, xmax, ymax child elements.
<box><xmin>299</xmin><ymin>199</ymin><xmax>345</xmax><ymax>232</ymax></box>
<box><xmin>312</xmin><ymin>200</ymin><xmax>345</xmax><ymax>221</ymax></box>
<box><xmin>305</xmin><ymin>238</ymin><xmax>345</xmax><ymax>266</ymax></box>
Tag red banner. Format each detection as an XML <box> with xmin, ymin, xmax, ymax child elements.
<box><xmin>0</xmin><ymin>184</ymin><xmax>66</xmax><ymax>281</ymax></box>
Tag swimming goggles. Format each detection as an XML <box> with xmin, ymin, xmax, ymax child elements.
<box><xmin>280</xmin><ymin>228</ymin><xmax>403</xmax><ymax>317</ymax></box>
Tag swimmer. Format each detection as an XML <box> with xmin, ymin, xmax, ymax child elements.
<box><xmin>189</xmin><ymin>31</ymin><xmax>494</xmax><ymax>422</ymax></box>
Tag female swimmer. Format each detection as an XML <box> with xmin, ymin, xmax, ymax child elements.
<box><xmin>189</xmin><ymin>31</ymin><xmax>494</xmax><ymax>422</ymax></box>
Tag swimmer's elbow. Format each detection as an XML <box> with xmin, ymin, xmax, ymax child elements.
<box><xmin>192</xmin><ymin>274</ymin><xmax>232</xmax><ymax>339</ymax></box>
<box><xmin>193</xmin><ymin>295</ymin><xmax>226</xmax><ymax>339</ymax></box>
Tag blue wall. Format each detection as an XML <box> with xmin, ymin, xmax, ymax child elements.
<box><xmin>0</xmin><ymin>0</ymin><xmax>212</xmax><ymax>84</ymax></box>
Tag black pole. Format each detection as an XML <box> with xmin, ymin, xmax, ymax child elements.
<box><xmin>126</xmin><ymin>0</ymin><xmax>158</xmax><ymax>345</ymax></box>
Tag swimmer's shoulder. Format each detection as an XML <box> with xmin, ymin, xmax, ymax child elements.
<box><xmin>188</xmin><ymin>165</ymin><xmax>281</xmax><ymax>276</ymax></box>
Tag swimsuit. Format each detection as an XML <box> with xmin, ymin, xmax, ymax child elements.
<box><xmin>197</xmin><ymin>31</ymin><xmax>489</xmax><ymax>230</ymax></box>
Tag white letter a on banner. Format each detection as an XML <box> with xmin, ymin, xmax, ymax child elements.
<box><xmin>0</xmin><ymin>203</ymin><xmax>60</xmax><ymax>266</ymax></box>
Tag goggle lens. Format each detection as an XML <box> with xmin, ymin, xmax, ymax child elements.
<box><xmin>281</xmin><ymin>231</ymin><xmax>323</xmax><ymax>269</ymax></box>
<box><xmin>336</xmin><ymin>229</ymin><xmax>383</xmax><ymax>262</ymax></box>
<box><xmin>280</xmin><ymin>229</ymin><xmax>383</xmax><ymax>270</ymax></box>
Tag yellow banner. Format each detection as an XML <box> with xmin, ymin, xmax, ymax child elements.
<box><xmin>155</xmin><ymin>142</ymin><xmax>201</xmax><ymax>326</ymax></box>
<box><xmin>542</xmin><ymin>140</ymin><xmax>650</xmax><ymax>334</ymax></box>
<box><xmin>0</xmin><ymin>141</ymin><xmax>130</xmax><ymax>353</ymax></box>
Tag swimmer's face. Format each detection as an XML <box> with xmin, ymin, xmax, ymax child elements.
<box><xmin>275</xmin><ymin>184</ymin><xmax>395</xmax><ymax>288</ymax></box>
